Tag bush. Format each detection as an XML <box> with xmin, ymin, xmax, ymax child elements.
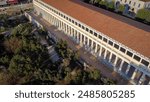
<box><xmin>136</xmin><ymin>9</ymin><xmax>150</xmax><ymax>23</ymax></box>
<box><xmin>99</xmin><ymin>0</ymin><xmax>108</xmax><ymax>9</ymax></box>
<box><xmin>118</xmin><ymin>4</ymin><xmax>125</xmax><ymax>14</ymax></box>
<box><xmin>108</xmin><ymin>1</ymin><xmax>115</xmax><ymax>11</ymax></box>
<box><xmin>145</xmin><ymin>15</ymin><xmax>150</xmax><ymax>24</ymax></box>
<box><xmin>0</xmin><ymin>26</ymin><xmax>5</xmax><ymax>33</ymax></box>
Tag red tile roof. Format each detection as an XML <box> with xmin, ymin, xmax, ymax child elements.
<box><xmin>42</xmin><ymin>0</ymin><xmax>150</xmax><ymax>58</ymax></box>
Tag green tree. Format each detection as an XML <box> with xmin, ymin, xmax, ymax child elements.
<box><xmin>136</xmin><ymin>9</ymin><xmax>150</xmax><ymax>23</ymax></box>
<box><xmin>82</xmin><ymin>71</ymin><xmax>89</xmax><ymax>84</ymax></box>
<box><xmin>4</xmin><ymin>37</ymin><xmax>22</xmax><ymax>54</ymax></box>
<box><xmin>99</xmin><ymin>0</ymin><xmax>108</xmax><ymax>8</ymax></box>
<box><xmin>102</xmin><ymin>78</ymin><xmax>116</xmax><ymax>85</ymax></box>
<box><xmin>38</xmin><ymin>28</ymin><xmax>48</xmax><ymax>37</ymax></box>
<box><xmin>71</xmin><ymin>51</ymin><xmax>79</xmax><ymax>61</ymax></box>
<box><xmin>89</xmin><ymin>69</ymin><xmax>101</xmax><ymax>80</ymax></box>
<box><xmin>8</xmin><ymin>54</ymin><xmax>31</xmax><ymax>76</ymax></box>
<box><xmin>73</xmin><ymin>70</ymin><xmax>83</xmax><ymax>84</ymax></box>
<box><xmin>118</xmin><ymin>4</ymin><xmax>125</xmax><ymax>14</ymax></box>
<box><xmin>11</xmin><ymin>23</ymin><xmax>32</xmax><ymax>37</ymax></box>
<box><xmin>0</xmin><ymin>26</ymin><xmax>5</xmax><ymax>33</ymax></box>
<box><xmin>0</xmin><ymin>14</ymin><xmax>9</xmax><ymax>27</ymax></box>
<box><xmin>0</xmin><ymin>55</ymin><xmax>10</xmax><ymax>67</ymax></box>
<box><xmin>108</xmin><ymin>1</ymin><xmax>115</xmax><ymax>11</ymax></box>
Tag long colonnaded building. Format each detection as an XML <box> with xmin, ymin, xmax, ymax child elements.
<box><xmin>32</xmin><ymin>0</ymin><xmax>150</xmax><ymax>84</ymax></box>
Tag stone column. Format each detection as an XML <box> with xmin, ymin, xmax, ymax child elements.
<box><xmin>90</xmin><ymin>40</ymin><xmax>93</xmax><ymax>52</ymax></box>
<box><xmin>70</xmin><ymin>27</ymin><xmax>73</xmax><ymax>37</ymax></box>
<box><xmin>55</xmin><ymin>18</ymin><xmax>57</xmax><ymax>26</ymax></box>
<box><xmin>99</xmin><ymin>46</ymin><xmax>102</xmax><ymax>57</ymax></box>
<box><xmin>60</xmin><ymin>21</ymin><xmax>62</xmax><ymax>30</ymax></box>
<box><xmin>109</xmin><ymin>52</ymin><xmax>112</xmax><ymax>63</ymax></box>
<box><xmin>125</xmin><ymin>64</ymin><xmax>131</xmax><ymax>75</ymax></box>
<box><xmin>138</xmin><ymin>74</ymin><xmax>145</xmax><ymax>85</ymax></box>
<box><xmin>83</xmin><ymin>36</ymin><xmax>86</xmax><ymax>45</ymax></box>
<box><xmin>56</xmin><ymin>19</ymin><xmax>58</xmax><ymax>27</ymax></box>
<box><xmin>95</xmin><ymin>43</ymin><xmax>98</xmax><ymax>53</ymax></box>
<box><xmin>87</xmin><ymin>37</ymin><xmax>90</xmax><ymax>49</ymax></box>
<box><xmin>103</xmin><ymin>49</ymin><xmax>107</xmax><ymax>59</ymax></box>
<box><xmin>118</xmin><ymin>60</ymin><xmax>124</xmax><ymax>72</ymax></box>
<box><xmin>131</xmin><ymin>68</ymin><xmax>138</xmax><ymax>80</ymax></box>
<box><xmin>57</xmin><ymin>19</ymin><xmax>59</xmax><ymax>28</ymax></box>
<box><xmin>80</xmin><ymin>33</ymin><xmax>83</xmax><ymax>46</ymax></box>
<box><xmin>113</xmin><ymin>56</ymin><xmax>118</xmax><ymax>67</ymax></box>
<box><xmin>75</xmin><ymin>30</ymin><xmax>77</xmax><ymax>41</ymax></box>
<box><xmin>68</xmin><ymin>26</ymin><xmax>70</xmax><ymax>35</ymax></box>
<box><xmin>66</xmin><ymin>25</ymin><xmax>68</xmax><ymax>34</ymax></box>
<box><xmin>67</xmin><ymin>25</ymin><xmax>70</xmax><ymax>36</ymax></box>
<box><xmin>57</xmin><ymin>20</ymin><xmax>59</xmax><ymax>28</ymax></box>
<box><xmin>64</xmin><ymin>24</ymin><xmax>66</xmax><ymax>34</ymax></box>
<box><xmin>77</xmin><ymin>32</ymin><xmax>80</xmax><ymax>43</ymax></box>
<box><xmin>61</xmin><ymin>22</ymin><xmax>64</xmax><ymax>32</ymax></box>
<box><xmin>63</xmin><ymin>23</ymin><xmax>65</xmax><ymax>32</ymax></box>
<box><xmin>53</xmin><ymin>17</ymin><xmax>55</xmax><ymax>25</ymax></box>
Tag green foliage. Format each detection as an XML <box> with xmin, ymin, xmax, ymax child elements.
<box><xmin>89</xmin><ymin>69</ymin><xmax>101</xmax><ymax>80</ymax></box>
<box><xmin>55</xmin><ymin>39</ymin><xmax>68</xmax><ymax>58</ymax></box>
<box><xmin>0</xmin><ymin>56</ymin><xmax>10</xmax><ymax>66</ymax></box>
<box><xmin>0</xmin><ymin>14</ymin><xmax>117</xmax><ymax>85</ymax></box>
<box><xmin>71</xmin><ymin>51</ymin><xmax>79</xmax><ymax>61</ymax></box>
<box><xmin>82</xmin><ymin>71</ymin><xmax>89</xmax><ymax>84</ymax></box>
<box><xmin>73</xmin><ymin>70</ymin><xmax>83</xmax><ymax>84</ymax></box>
<box><xmin>102</xmin><ymin>77</ymin><xmax>117</xmax><ymax>85</ymax></box>
<box><xmin>0</xmin><ymin>14</ymin><xmax>9</xmax><ymax>21</ymax></box>
<box><xmin>9</xmin><ymin>54</ymin><xmax>31</xmax><ymax>76</ymax></box>
<box><xmin>0</xmin><ymin>14</ymin><xmax>9</xmax><ymax>27</ymax></box>
<box><xmin>136</xmin><ymin>9</ymin><xmax>150</xmax><ymax>23</ymax></box>
<box><xmin>55</xmin><ymin>39</ymin><xmax>79</xmax><ymax>61</ymax></box>
<box><xmin>4</xmin><ymin>37</ymin><xmax>22</xmax><ymax>54</ymax></box>
<box><xmin>0</xmin><ymin>21</ymin><xmax>52</xmax><ymax>84</ymax></box>
<box><xmin>11</xmin><ymin>23</ymin><xmax>32</xmax><ymax>37</ymax></box>
<box><xmin>118</xmin><ymin>4</ymin><xmax>125</xmax><ymax>13</ymax></box>
<box><xmin>38</xmin><ymin>28</ymin><xmax>48</xmax><ymax>37</ymax></box>
<box><xmin>108</xmin><ymin>1</ymin><xmax>115</xmax><ymax>10</ymax></box>
<box><xmin>99</xmin><ymin>0</ymin><xmax>108</xmax><ymax>8</ymax></box>
<box><xmin>0</xmin><ymin>26</ymin><xmax>5</xmax><ymax>33</ymax></box>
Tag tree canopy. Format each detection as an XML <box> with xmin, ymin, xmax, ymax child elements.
<box><xmin>136</xmin><ymin>9</ymin><xmax>150</xmax><ymax>23</ymax></box>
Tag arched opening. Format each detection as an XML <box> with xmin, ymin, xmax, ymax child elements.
<box><xmin>124</xmin><ymin>4</ymin><xmax>130</xmax><ymax>14</ymax></box>
<box><xmin>115</xmin><ymin>1</ymin><xmax>120</xmax><ymax>9</ymax></box>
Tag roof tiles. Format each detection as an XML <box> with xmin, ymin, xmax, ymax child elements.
<box><xmin>42</xmin><ymin>0</ymin><xmax>150</xmax><ymax>58</ymax></box>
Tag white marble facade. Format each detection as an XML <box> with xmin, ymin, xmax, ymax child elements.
<box><xmin>31</xmin><ymin>0</ymin><xmax>150</xmax><ymax>85</ymax></box>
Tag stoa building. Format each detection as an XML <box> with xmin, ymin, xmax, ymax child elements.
<box><xmin>32</xmin><ymin>0</ymin><xmax>150</xmax><ymax>85</ymax></box>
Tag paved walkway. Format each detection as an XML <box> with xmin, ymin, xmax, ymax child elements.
<box><xmin>29</xmin><ymin>12</ymin><xmax>130</xmax><ymax>85</ymax></box>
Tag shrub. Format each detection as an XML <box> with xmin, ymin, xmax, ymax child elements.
<box><xmin>99</xmin><ymin>0</ymin><xmax>108</xmax><ymax>9</ymax></box>
<box><xmin>0</xmin><ymin>26</ymin><xmax>5</xmax><ymax>33</ymax></box>
<box><xmin>118</xmin><ymin>4</ymin><xmax>125</xmax><ymax>14</ymax></box>
<box><xmin>108</xmin><ymin>1</ymin><xmax>115</xmax><ymax>11</ymax></box>
<box><xmin>136</xmin><ymin>9</ymin><xmax>150</xmax><ymax>23</ymax></box>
